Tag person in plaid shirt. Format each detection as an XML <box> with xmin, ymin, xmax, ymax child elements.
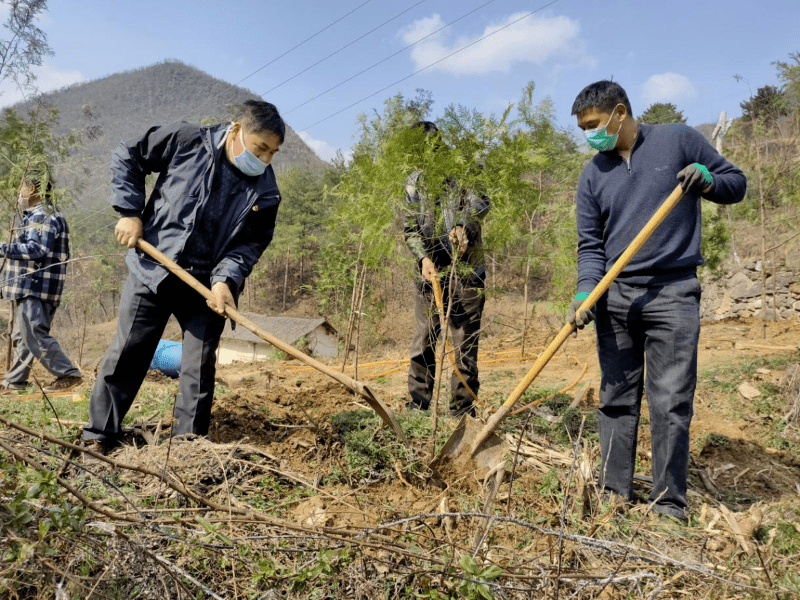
<box><xmin>0</xmin><ymin>173</ymin><xmax>82</xmax><ymax>393</ymax></box>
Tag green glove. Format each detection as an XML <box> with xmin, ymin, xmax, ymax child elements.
<box><xmin>568</xmin><ymin>292</ymin><xmax>595</xmax><ymax>329</ymax></box>
<box><xmin>677</xmin><ymin>163</ymin><xmax>713</xmax><ymax>193</ymax></box>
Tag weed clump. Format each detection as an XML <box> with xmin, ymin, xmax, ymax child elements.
<box><xmin>329</xmin><ymin>410</ymin><xmax>423</xmax><ymax>483</ymax></box>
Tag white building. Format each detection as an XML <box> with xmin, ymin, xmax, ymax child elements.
<box><xmin>217</xmin><ymin>314</ymin><xmax>339</xmax><ymax>364</ymax></box>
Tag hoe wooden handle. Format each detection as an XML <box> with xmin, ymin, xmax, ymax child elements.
<box><xmin>136</xmin><ymin>239</ymin><xmax>409</xmax><ymax>443</ymax></box>
<box><xmin>472</xmin><ymin>184</ymin><xmax>687</xmax><ymax>454</ymax></box>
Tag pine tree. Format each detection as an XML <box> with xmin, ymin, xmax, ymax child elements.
<box><xmin>638</xmin><ymin>102</ymin><xmax>686</xmax><ymax>124</ymax></box>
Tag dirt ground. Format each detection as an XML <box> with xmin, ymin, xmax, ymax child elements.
<box><xmin>59</xmin><ymin>298</ymin><xmax>800</xmax><ymax>510</ymax></box>
<box><xmin>4</xmin><ymin>299</ymin><xmax>800</xmax><ymax>598</ymax></box>
<box><xmin>174</xmin><ymin>305</ymin><xmax>800</xmax><ymax>525</ymax></box>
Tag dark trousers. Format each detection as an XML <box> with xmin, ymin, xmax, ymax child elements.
<box><xmin>407</xmin><ymin>277</ymin><xmax>484</xmax><ymax>414</ymax></box>
<box><xmin>83</xmin><ymin>273</ymin><xmax>225</xmax><ymax>443</ymax></box>
<box><xmin>594</xmin><ymin>277</ymin><xmax>700</xmax><ymax>520</ymax></box>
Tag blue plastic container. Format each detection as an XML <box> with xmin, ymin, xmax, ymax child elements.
<box><xmin>150</xmin><ymin>339</ymin><xmax>182</xmax><ymax>378</ymax></box>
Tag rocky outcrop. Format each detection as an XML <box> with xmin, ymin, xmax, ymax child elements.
<box><xmin>701</xmin><ymin>263</ymin><xmax>800</xmax><ymax>321</ymax></box>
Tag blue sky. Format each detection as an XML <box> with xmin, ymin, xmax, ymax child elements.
<box><xmin>1</xmin><ymin>0</ymin><xmax>798</xmax><ymax>161</ymax></box>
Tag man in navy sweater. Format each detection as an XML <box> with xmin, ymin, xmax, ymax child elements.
<box><xmin>568</xmin><ymin>80</ymin><xmax>746</xmax><ymax>522</ymax></box>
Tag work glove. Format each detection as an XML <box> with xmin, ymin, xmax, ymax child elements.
<box><xmin>677</xmin><ymin>163</ymin><xmax>713</xmax><ymax>193</ymax></box>
<box><xmin>568</xmin><ymin>293</ymin><xmax>595</xmax><ymax>332</ymax></box>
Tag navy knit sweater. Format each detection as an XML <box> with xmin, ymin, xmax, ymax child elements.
<box><xmin>576</xmin><ymin>123</ymin><xmax>747</xmax><ymax>293</ymax></box>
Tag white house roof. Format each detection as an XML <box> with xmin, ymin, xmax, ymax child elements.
<box><xmin>221</xmin><ymin>313</ymin><xmax>337</xmax><ymax>346</ymax></box>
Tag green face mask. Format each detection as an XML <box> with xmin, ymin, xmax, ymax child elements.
<box><xmin>584</xmin><ymin>107</ymin><xmax>623</xmax><ymax>152</ymax></box>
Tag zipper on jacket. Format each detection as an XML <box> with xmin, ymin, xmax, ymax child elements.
<box><xmin>624</xmin><ymin>128</ymin><xmax>640</xmax><ymax>173</ymax></box>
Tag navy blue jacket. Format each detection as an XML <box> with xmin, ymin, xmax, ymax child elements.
<box><xmin>110</xmin><ymin>122</ymin><xmax>281</xmax><ymax>295</ymax></box>
<box><xmin>576</xmin><ymin>123</ymin><xmax>746</xmax><ymax>292</ymax></box>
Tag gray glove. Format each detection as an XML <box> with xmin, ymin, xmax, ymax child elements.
<box><xmin>568</xmin><ymin>297</ymin><xmax>595</xmax><ymax>329</ymax></box>
<box><xmin>677</xmin><ymin>163</ymin><xmax>713</xmax><ymax>193</ymax></box>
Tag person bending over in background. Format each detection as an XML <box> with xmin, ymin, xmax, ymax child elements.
<box><xmin>569</xmin><ymin>80</ymin><xmax>746</xmax><ymax>522</ymax></box>
<box><xmin>403</xmin><ymin>120</ymin><xmax>490</xmax><ymax>418</ymax></box>
<box><xmin>83</xmin><ymin>100</ymin><xmax>284</xmax><ymax>452</ymax></box>
<box><xmin>0</xmin><ymin>170</ymin><xmax>82</xmax><ymax>393</ymax></box>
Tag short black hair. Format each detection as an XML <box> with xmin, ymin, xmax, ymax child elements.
<box><xmin>410</xmin><ymin>120</ymin><xmax>439</xmax><ymax>134</ymax></box>
<box><xmin>235</xmin><ymin>100</ymin><xmax>286</xmax><ymax>144</ymax></box>
<box><xmin>571</xmin><ymin>80</ymin><xmax>633</xmax><ymax>117</ymax></box>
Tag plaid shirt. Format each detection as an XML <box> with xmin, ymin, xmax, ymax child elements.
<box><xmin>0</xmin><ymin>203</ymin><xmax>70</xmax><ymax>304</ymax></box>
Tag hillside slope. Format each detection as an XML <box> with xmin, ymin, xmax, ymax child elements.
<box><xmin>19</xmin><ymin>60</ymin><xmax>327</xmax><ymax>210</ymax></box>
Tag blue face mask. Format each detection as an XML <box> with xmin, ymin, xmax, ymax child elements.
<box><xmin>583</xmin><ymin>106</ymin><xmax>623</xmax><ymax>152</ymax></box>
<box><xmin>231</xmin><ymin>126</ymin><xmax>268</xmax><ymax>176</ymax></box>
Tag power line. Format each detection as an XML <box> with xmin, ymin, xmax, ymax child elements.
<box><xmin>299</xmin><ymin>0</ymin><xmax>562</xmax><ymax>132</ymax></box>
<box><xmin>43</xmin><ymin>1</ymin><xmax>378</xmax><ymax>134</ymax></box>
<box><xmin>18</xmin><ymin>1</ymin><xmax>385</xmax><ymax>224</ymax></box>
<box><xmin>162</xmin><ymin>0</ymin><xmax>376</xmax><ymax>125</ymax></box>
<box><xmin>284</xmin><ymin>0</ymin><xmax>500</xmax><ymax>117</ymax></box>
<box><xmin>235</xmin><ymin>0</ymin><xmax>376</xmax><ymax>89</ymax></box>
<box><xmin>259</xmin><ymin>0</ymin><xmax>428</xmax><ymax>97</ymax></box>
<box><xmin>33</xmin><ymin>0</ymin><xmax>475</xmax><ymax>215</ymax></box>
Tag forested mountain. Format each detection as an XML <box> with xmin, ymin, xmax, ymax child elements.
<box><xmin>16</xmin><ymin>59</ymin><xmax>327</xmax><ymax>210</ymax></box>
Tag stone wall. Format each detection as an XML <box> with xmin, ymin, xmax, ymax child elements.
<box><xmin>701</xmin><ymin>263</ymin><xmax>800</xmax><ymax>321</ymax></box>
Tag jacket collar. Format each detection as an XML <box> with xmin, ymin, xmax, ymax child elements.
<box><xmin>203</xmin><ymin>122</ymin><xmax>230</xmax><ymax>159</ymax></box>
<box><xmin>22</xmin><ymin>202</ymin><xmax>50</xmax><ymax>216</ymax></box>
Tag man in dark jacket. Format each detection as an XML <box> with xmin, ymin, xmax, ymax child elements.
<box><xmin>569</xmin><ymin>81</ymin><xmax>747</xmax><ymax>522</ymax></box>
<box><xmin>403</xmin><ymin>121</ymin><xmax>489</xmax><ymax>417</ymax></box>
<box><xmin>0</xmin><ymin>172</ymin><xmax>82</xmax><ymax>393</ymax></box>
<box><xmin>83</xmin><ymin>100</ymin><xmax>284</xmax><ymax>449</ymax></box>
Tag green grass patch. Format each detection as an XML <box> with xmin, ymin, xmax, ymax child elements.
<box><xmin>698</xmin><ymin>355</ymin><xmax>799</xmax><ymax>457</ymax></box>
<box><xmin>240</xmin><ymin>474</ymin><xmax>313</xmax><ymax>514</ymax></box>
<box><xmin>699</xmin><ymin>355</ymin><xmax>795</xmax><ymax>399</ymax></box>
<box><xmin>328</xmin><ymin>410</ymin><xmax>431</xmax><ymax>483</ymax></box>
<box><xmin>497</xmin><ymin>388</ymin><xmax>597</xmax><ymax>448</ymax></box>
<box><xmin>772</xmin><ymin>520</ymin><xmax>800</xmax><ymax>557</ymax></box>
<box><xmin>0</xmin><ymin>376</ymin><xmax>204</xmax><ymax>439</ymax></box>
<box><xmin>696</xmin><ymin>431</ymin><xmax>731</xmax><ymax>453</ymax></box>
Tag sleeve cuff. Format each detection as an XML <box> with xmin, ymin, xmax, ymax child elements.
<box><xmin>211</xmin><ymin>276</ymin><xmax>236</xmax><ymax>289</ymax></box>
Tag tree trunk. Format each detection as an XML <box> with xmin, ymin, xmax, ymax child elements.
<box><xmin>340</xmin><ymin>265</ymin><xmax>359</xmax><ymax>372</ymax></box>
<box><xmin>759</xmin><ymin>164</ymin><xmax>768</xmax><ymax>339</ymax></box>
<box><xmin>300</xmin><ymin>251</ymin><xmax>304</xmax><ymax>288</ymax></box>
<box><xmin>79</xmin><ymin>309</ymin><xmax>87</xmax><ymax>366</ymax></box>
<box><xmin>340</xmin><ymin>240</ymin><xmax>363</xmax><ymax>372</ymax></box>
<box><xmin>521</xmin><ymin>259</ymin><xmax>530</xmax><ymax>356</ymax></box>
<box><xmin>353</xmin><ymin>264</ymin><xmax>367</xmax><ymax>381</ymax></box>
<box><xmin>283</xmin><ymin>247</ymin><xmax>290</xmax><ymax>312</ymax></box>
<box><xmin>429</xmin><ymin>258</ymin><xmax>458</xmax><ymax>462</ymax></box>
